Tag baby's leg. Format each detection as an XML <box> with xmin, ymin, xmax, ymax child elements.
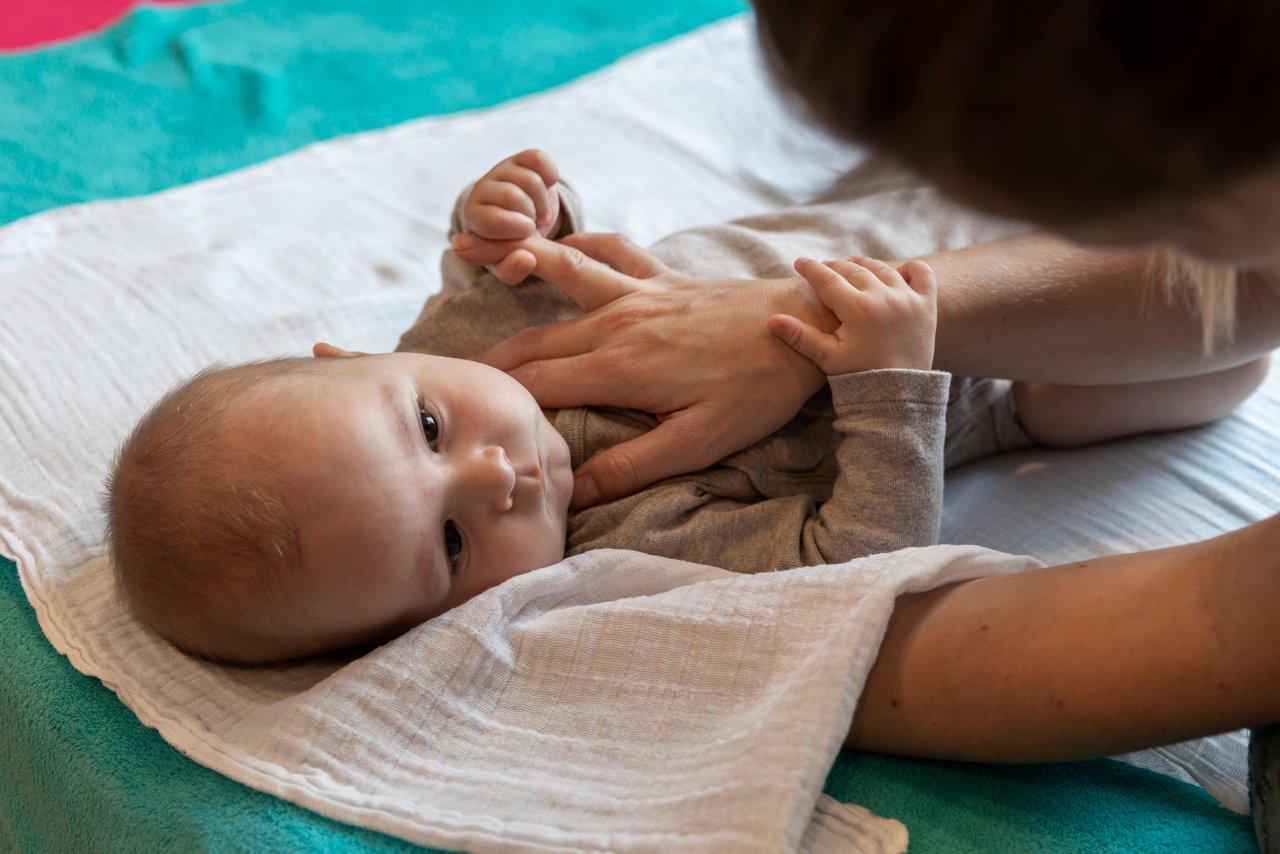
<box><xmin>846</xmin><ymin>514</ymin><xmax>1280</xmax><ymax>762</ymax></box>
<box><xmin>1013</xmin><ymin>355</ymin><xmax>1271</xmax><ymax>447</ymax></box>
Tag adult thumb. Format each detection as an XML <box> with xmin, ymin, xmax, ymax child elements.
<box><xmin>570</xmin><ymin>422</ymin><xmax>715</xmax><ymax>508</ymax></box>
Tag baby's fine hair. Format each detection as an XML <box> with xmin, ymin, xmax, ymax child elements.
<box><xmin>105</xmin><ymin>357</ymin><xmax>322</xmax><ymax>664</ymax></box>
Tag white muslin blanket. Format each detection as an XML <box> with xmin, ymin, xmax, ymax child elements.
<box><xmin>1</xmin><ymin>15</ymin><xmax>1277</xmax><ymax>852</ymax></box>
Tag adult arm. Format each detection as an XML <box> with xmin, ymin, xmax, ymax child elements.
<box><xmin>929</xmin><ymin>234</ymin><xmax>1280</xmax><ymax>383</ymax></box>
<box><xmin>848</xmin><ymin>513</ymin><xmax>1280</xmax><ymax>762</ymax></box>
<box><xmin>463</xmin><ymin>232</ymin><xmax>1280</xmax><ymax>505</ymax></box>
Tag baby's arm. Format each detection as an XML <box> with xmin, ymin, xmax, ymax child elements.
<box><xmin>773</xmin><ymin>256</ymin><xmax>949</xmax><ymax>561</ymax></box>
<box><xmin>396</xmin><ymin>151</ymin><xmax>585</xmax><ymax>357</ymax></box>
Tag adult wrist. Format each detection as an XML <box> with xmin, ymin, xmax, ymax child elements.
<box><xmin>765</xmin><ymin>275</ymin><xmax>834</xmax><ymax>397</ymax></box>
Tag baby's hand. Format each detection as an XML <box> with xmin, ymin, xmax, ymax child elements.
<box><xmin>458</xmin><ymin>149</ymin><xmax>562</xmax><ymax>284</ymax></box>
<box><xmin>768</xmin><ymin>255</ymin><xmax>937</xmax><ymax>375</ymax></box>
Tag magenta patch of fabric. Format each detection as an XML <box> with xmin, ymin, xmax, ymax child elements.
<box><xmin>1</xmin><ymin>0</ymin><xmax>198</xmax><ymax>50</ymax></box>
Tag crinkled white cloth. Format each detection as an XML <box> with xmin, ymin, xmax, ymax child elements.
<box><xmin>1</xmin><ymin>16</ymin><xmax>1277</xmax><ymax>852</ymax></box>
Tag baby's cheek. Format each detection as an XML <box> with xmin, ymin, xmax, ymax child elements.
<box><xmin>509</xmin><ymin>530</ymin><xmax>566</xmax><ymax>581</ymax></box>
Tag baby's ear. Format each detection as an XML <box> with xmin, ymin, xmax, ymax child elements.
<box><xmin>312</xmin><ymin>342</ymin><xmax>370</xmax><ymax>359</ymax></box>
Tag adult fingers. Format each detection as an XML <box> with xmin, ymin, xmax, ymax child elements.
<box><xmin>483</xmin><ymin>341</ymin><xmax>665</xmax><ymax>411</ymax></box>
<box><xmin>570</xmin><ymin>415</ymin><xmax>726</xmax><ymax>507</ymax></box>
<box><xmin>519</xmin><ymin>237</ymin><xmax>639</xmax><ymax>311</ymax></box>
<box><xmin>559</xmin><ymin>232</ymin><xmax>672</xmax><ymax>280</ymax></box>
<box><xmin>453</xmin><ymin>234</ymin><xmax>528</xmax><ymax>267</ymax></box>
<box><xmin>477</xmin><ymin>315</ymin><xmax>598</xmax><ymax>372</ymax></box>
<box><xmin>505</xmin><ymin>354</ymin><xmax>632</xmax><ymax>409</ymax></box>
<box><xmin>454</xmin><ymin>235</ymin><xmax>632</xmax><ymax>307</ymax></box>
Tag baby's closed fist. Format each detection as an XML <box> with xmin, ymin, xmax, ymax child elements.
<box><xmin>461</xmin><ymin>149</ymin><xmax>563</xmax><ymax>284</ymax></box>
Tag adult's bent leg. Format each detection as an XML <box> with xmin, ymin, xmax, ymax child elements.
<box><xmin>847</xmin><ymin>514</ymin><xmax>1280</xmax><ymax>763</ymax></box>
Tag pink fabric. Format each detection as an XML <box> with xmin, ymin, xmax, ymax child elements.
<box><xmin>1</xmin><ymin>0</ymin><xmax>197</xmax><ymax>50</ymax></box>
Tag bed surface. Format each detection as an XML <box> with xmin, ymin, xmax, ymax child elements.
<box><xmin>0</xmin><ymin>2</ymin><xmax>1267</xmax><ymax>851</ymax></box>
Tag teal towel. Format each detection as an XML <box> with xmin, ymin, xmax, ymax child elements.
<box><xmin>0</xmin><ymin>0</ymin><xmax>746</xmax><ymax>226</ymax></box>
<box><xmin>825</xmin><ymin>750</ymin><xmax>1254</xmax><ymax>852</ymax></box>
<box><xmin>0</xmin><ymin>557</ymin><xmax>431</xmax><ymax>851</ymax></box>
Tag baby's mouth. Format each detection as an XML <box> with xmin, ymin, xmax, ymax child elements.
<box><xmin>526</xmin><ymin>443</ymin><xmax>547</xmax><ymax>495</ymax></box>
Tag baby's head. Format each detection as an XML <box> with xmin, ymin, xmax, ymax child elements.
<box><xmin>105</xmin><ymin>346</ymin><xmax>573</xmax><ymax>663</ymax></box>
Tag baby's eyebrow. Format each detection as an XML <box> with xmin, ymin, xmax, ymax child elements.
<box><xmin>384</xmin><ymin>381</ymin><xmax>416</xmax><ymax>457</ymax></box>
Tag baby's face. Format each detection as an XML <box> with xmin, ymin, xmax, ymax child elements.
<box><xmin>264</xmin><ymin>351</ymin><xmax>573</xmax><ymax>647</ymax></box>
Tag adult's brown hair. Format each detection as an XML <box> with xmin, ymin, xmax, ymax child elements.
<box><xmin>753</xmin><ymin>0</ymin><xmax>1280</xmax><ymax>228</ymax></box>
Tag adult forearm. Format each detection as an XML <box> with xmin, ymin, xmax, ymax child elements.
<box><xmin>928</xmin><ymin>234</ymin><xmax>1280</xmax><ymax>383</ymax></box>
<box><xmin>848</xmin><ymin>514</ymin><xmax>1280</xmax><ymax>763</ymax></box>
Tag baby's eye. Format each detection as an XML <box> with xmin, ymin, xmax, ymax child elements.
<box><xmin>444</xmin><ymin>521</ymin><xmax>463</xmax><ymax>573</ymax></box>
<box><xmin>420</xmin><ymin>408</ymin><xmax>439</xmax><ymax>450</ymax></box>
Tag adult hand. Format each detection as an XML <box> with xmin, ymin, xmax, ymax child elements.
<box><xmin>456</xmin><ymin>232</ymin><xmax>835</xmax><ymax>507</ymax></box>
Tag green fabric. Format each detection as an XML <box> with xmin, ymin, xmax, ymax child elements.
<box><xmin>0</xmin><ymin>0</ymin><xmax>746</xmax><ymax>226</ymax></box>
<box><xmin>0</xmin><ymin>558</ymin><xmax>431</xmax><ymax>852</ymax></box>
<box><xmin>824</xmin><ymin>750</ymin><xmax>1255</xmax><ymax>852</ymax></box>
<box><xmin>0</xmin><ymin>0</ymin><xmax>1256</xmax><ymax>850</ymax></box>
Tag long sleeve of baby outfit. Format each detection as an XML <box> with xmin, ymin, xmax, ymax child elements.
<box><xmin>565</xmin><ymin>368</ymin><xmax>951</xmax><ymax>571</ymax></box>
<box><xmin>802</xmin><ymin>369</ymin><xmax>950</xmax><ymax>561</ymax></box>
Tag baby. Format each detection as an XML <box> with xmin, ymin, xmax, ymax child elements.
<box><xmin>105</xmin><ymin>150</ymin><xmax>1255</xmax><ymax>664</ymax></box>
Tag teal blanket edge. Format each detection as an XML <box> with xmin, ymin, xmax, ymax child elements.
<box><xmin>0</xmin><ymin>0</ymin><xmax>744</xmax><ymax>226</ymax></box>
<box><xmin>0</xmin><ymin>0</ymin><xmax>1255</xmax><ymax>849</ymax></box>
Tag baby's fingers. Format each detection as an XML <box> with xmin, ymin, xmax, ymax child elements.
<box><xmin>487</xmin><ymin>150</ymin><xmax>560</xmax><ymax>229</ymax></box>
<box><xmin>845</xmin><ymin>255</ymin><xmax>904</xmax><ymax>288</ymax></box>
<box><xmin>470</xmin><ymin>207</ymin><xmax>539</xmax><ymax>240</ymax></box>
<box><xmin>767</xmin><ymin>313</ymin><xmax>835</xmax><ymax>372</ymax></box>
<box><xmin>508</xmin><ymin>148</ymin><xmax>560</xmax><ymax>190</ymax></box>
<box><xmin>468</xmin><ymin>182</ymin><xmax>539</xmax><ymax>237</ymax></box>
<box><xmin>488</xmin><ymin>166</ymin><xmax>559</xmax><ymax>232</ymax></box>
<box><xmin>795</xmin><ymin>257</ymin><xmax>867</xmax><ymax>316</ymax></box>
<box><xmin>897</xmin><ymin>259</ymin><xmax>938</xmax><ymax>295</ymax></box>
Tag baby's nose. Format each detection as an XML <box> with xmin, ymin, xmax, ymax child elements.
<box><xmin>472</xmin><ymin>445</ymin><xmax>516</xmax><ymax>511</ymax></box>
